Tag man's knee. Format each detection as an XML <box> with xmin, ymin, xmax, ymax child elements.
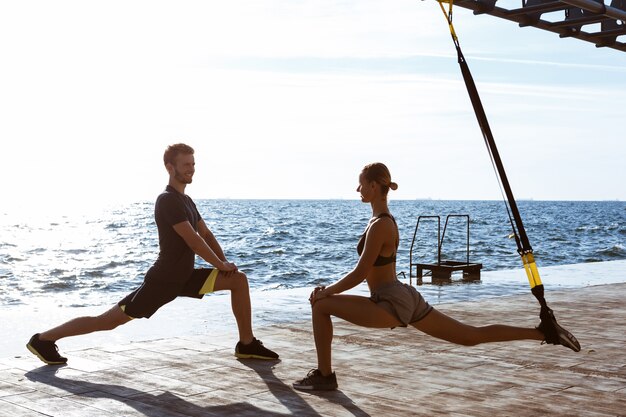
<box><xmin>98</xmin><ymin>308</ymin><xmax>131</xmax><ymax>330</ymax></box>
<box><xmin>232</xmin><ymin>271</ymin><xmax>249</xmax><ymax>290</ymax></box>
<box><xmin>103</xmin><ymin>320</ymin><xmax>123</xmax><ymax>331</ymax></box>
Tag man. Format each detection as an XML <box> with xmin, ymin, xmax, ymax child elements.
<box><xmin>27</xmin><ymin>143</ymin><xmax>278</xmax><ymax>364</ymax></box>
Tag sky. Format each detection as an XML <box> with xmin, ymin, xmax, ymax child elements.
<box><xmin>1</xmin><ymin>0</ymin><xmax>625</xmax><ymax>210</ymax></box>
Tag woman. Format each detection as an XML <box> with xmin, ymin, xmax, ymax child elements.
<box><xmin>293</xmin><ymin>162</ymin><xmax>580</xmax><ymax>391</ymax></box>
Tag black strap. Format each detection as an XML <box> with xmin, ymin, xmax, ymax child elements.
<box><xmin>438</xmin><ymin>1</ymin><xmax>548</xmax><ymax>309</ymax></box>
<box><xmin>454</xmin><ymin>45</ymin><xmax>532</xmax><ymax>255</ymax></box>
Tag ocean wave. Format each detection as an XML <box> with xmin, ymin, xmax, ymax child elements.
<box><xmin>1</xmin><ymin>297</ymin><xmax>24</xmax><ymax>306</ymax></box>
<box><xmin>99</xmin><ymin>260</ymin><xmax>140</xmax><ymax>269</ymax></box>
<box><xmin>261</xmin><ymin>283</ymin><xmax>294</xmax><ymax>291</ymax></box>
<box><xmin>306</xmin><ymin>277</ymin><xmax>331</xmax><ymax>287</ymax></box>
<box><xmin>545</xmin><ymin>235</ymin><xmax>570</xmax><ymax>243</ymax></box>
<box><xmin>83</xmin><ymin>269</ymin><xmax>105</xmax><ymax>278</ymax></box>
<box><xmin>105</xmin><ymin>222</ymin><xmax>127</xmax><ymax>230</ymax></box>
<box><xmin>4</xmin><ymin>255</ymin><xmax>25</xmax><ymax>263</ymax></box>
<box><xmin>583</xmin><ymin>256</ymin><xmax>603</xmax><ymax>263</ymax></box>
<box><xmin>575</xmin><ymin>224</ymin><xmax>624</xmax><ymax>233</ymax></box>
<box><xmin>103</xmin><ymin>280</ymin><xmax>141</xmax><ymax>292</ymax></box>
<box><xmin>66</xmin><ymin>248</ymin><xmax>90</xmax><ymax>255</ymax></box>
<box><xmin>597</xmin><ymin>244</ymin><xmax>626</xmax><ymax>258</ymax></box>
<box><xmin>41</xmin><ymin>280</ymin><xmax>75</xmax><ymax>291</ymax></box>
<box><xmin>26</xmin><ymin>248</ymin><xmax>47</xmax><ymax>255</ymax></box>
<box><xmin>255</xmin><ymin>246</ymin><xmax>288</xmax><ymax>255</ymax></box>
<box><xmin>262</xmin><ymin>227</ymin><xmax>277</xmax><ymax>236</ymax></box>
<box><xmin>50</xmin><ymin>268</ymin><xmax>67</xmax><ymax>276</ymax></box>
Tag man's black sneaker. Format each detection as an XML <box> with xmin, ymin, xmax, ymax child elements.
<box><xmin>234</xmin><ymin>338</ymin><xmax>279</xmax><ymax>360</ymax></box>
<box><xmin>537</xmin><ymin>307</ymin><xmax>581</xmax><ymax>352</ymax></box>
<box><xmin>26</xmin><ymin>334</ymin><xmax>67</xmax><ymax>365</ymax></box>
<box><xmin>293</xmin><ymin>369</ymin><xmax>338</xmax><ymax>391</ymax></box>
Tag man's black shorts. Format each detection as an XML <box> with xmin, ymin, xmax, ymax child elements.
<box><xmin>118</xmin><ymin>268</ymin><xmax>216</xmax><ymax>319</ymax></box>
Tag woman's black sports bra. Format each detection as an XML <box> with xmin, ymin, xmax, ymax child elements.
<box><xmin>356</xmin><ymin>213</ymin><xmax>399</xmax><ymax>266</ymax></box>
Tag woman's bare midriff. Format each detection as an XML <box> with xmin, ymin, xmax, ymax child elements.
<box><xmin>366</xmin><ymin>263</ymin><xmax>397</xmax><ymax>293</ymax></box>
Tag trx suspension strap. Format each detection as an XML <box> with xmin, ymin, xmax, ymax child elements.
<box><xmin>436</xmin><ymin>0</ymin><xmax>549</xmax><ymax>311</ymax></box>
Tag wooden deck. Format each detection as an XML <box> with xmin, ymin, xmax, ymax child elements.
<box><xmin>1</xmin><ymin>283</ymin><xmax>625</xmax><ymax>416</ymax></box>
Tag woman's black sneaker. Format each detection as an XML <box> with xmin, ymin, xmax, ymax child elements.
<box><xmin>537</xmin><ymin>308</ymin><xmax>581</xmax><ymax>352</ymax></box>
<box><xmin>293</xmin><ymin>369</ymin><xmax>338</xmax><ymax>391</ymax></box>
<box><xmin>26</xmin><ymin>334</ymin><xmax>67</xmax><ymax>365</ymax></box>
<box><xmin>234</xmin><ymin>338</ymin><xmax>279</xmax><ymax>360</ymax></box>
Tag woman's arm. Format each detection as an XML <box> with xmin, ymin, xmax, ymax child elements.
<box><xmin>312</xmin><ymin>219</ymin><xmax>389</xmax><ymax>303</ymax></box>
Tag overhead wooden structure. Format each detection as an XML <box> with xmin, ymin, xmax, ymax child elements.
<box><xmin>453</xmin><ymin>0</ymin><xmax>626</xmax><ymax>52</ymax></box>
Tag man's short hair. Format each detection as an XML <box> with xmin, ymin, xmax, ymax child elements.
<box><xmin>164</xmin><ymin>143</ymin><xmax>194</xmax><ymax>166</ymax></box>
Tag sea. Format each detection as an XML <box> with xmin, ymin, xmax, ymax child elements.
<box><xmin>1</xmin><ymin>199</ymin><xmax>624</xmax><ymax>310</ymax></box>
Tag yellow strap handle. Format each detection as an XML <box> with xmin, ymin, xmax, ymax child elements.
<box><xmin>522</xmin><ymin>252</ymin><xmax>543</xmax><ymax>289</ymax></box>
<box><xmin>437</xmin><ymin>0</ymin><xmax>458</xmax><ymax>42</ymax></box>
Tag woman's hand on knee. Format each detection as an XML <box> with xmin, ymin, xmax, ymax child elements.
<box><xmin>309</xmin><ymin>286</ymin><xmax>328</xmax><ymax>306</ymax></box>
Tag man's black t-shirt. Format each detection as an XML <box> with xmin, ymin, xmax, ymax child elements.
<box><xmin>146</xmin><ymin>185</ymin><xmax>201</xmax><ymax>283</ymax></box>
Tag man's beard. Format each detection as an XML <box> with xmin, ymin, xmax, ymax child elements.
<box><xmin>174</xmin><ymin>168</ymin><xmax>193</xmax><ymax>184</ymax></box>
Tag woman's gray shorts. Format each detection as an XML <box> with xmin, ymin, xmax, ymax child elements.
<box><xmin>370</xmin><ymin>280</ymin><xmax>433</xmax><ymax>327</ymax></box>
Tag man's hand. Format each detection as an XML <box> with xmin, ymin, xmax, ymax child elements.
<box><xmin>219</xmin><ymin>261</ymin><xmax>238</xmax><ymax>273</ymax></box>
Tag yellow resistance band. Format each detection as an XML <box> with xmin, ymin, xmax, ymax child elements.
<box><xmin>200</xmin><ymin>269</ymin><xmax>220</xmax><ymax>294</ymax></box>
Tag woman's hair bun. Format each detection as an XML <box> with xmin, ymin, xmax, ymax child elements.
<box><xmin>389</xmin><ymin>182</ymin><xmax>398</xmax><ymax>191</ymax></box>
